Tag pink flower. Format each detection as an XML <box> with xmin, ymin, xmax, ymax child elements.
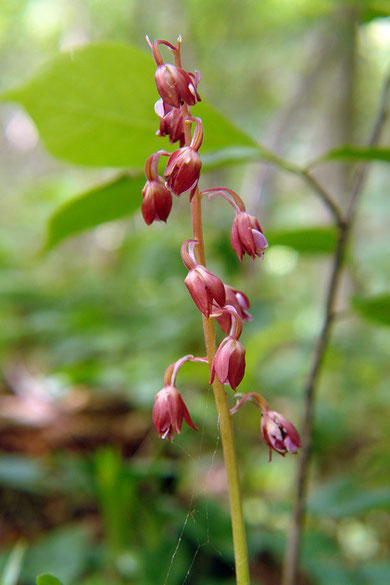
<box><xmin>210</xmin><ymin>336</ymin><xmax>246</xmax><ymax>391</ymax></box>
<box><xmin>155</xmin><ymin>99</ymin><xmax>185</xmax><ymax>146</ymax></box>
<box><xmin>184</xmin><ymin>265</ymin><xmax>226</xmax><ymax>318</ymax></box>
<box><xmin>164</xmin><ymin>116</ymin><xmax>203</xmax><ymax>197</ymax></box>
<box><xmin>164</xmin><ymin>147</ymin><xmax>202</xmax><ymax>195</ymax></box>
<box><xmin>155</xmin><ymin>64</ymin><xmax>201</xmax><ymax>108</ymax></box>
<box><xmin>141</xmin><ymin>180</ymin><xmax>172</xmax><ymax>225</ymax></box>
<box><xmin>216</xmin><ymin>286</ymin><xmax>251</xmax><ymax>335</ymax></box>
<box><xmin>152</xmin><ymin>385</ymin><xmax>198</xmax><ymax>440</ymax></box>
<box><xmin>149</xmin><ymin>38</ymin><xmax>201</xmax><ymax>108</ymax></box>
<box><xmin>261</xmin><ymin>410</ymin><xmax>302</xmax><ymax>458</ymax></box>
<box><xmin>141</xmin><ymin>150</ymin><xmax>172</xmax><ymax>225</ymax></box>
<box><xmin>231</xmin><ymin>212</ymin><xmax>268</xmax><ymax>261</ymax></box>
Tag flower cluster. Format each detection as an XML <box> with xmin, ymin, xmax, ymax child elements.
<box><xmin>142</xmin><ymin>37</ymin><xmax>300</xmax><ymax>459</ymax></box>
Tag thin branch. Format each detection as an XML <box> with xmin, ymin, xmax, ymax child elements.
<box><xmin>282</xmin><ymin>68</ymin><xmax>390</xmax><ymax>585</ymax></box>
<box><xmin>346</xmin><ymin>71</ymin><xmax>390</xmax><ymax>222</ymax></box>
<box><xmin>255</xmin><ymin>146</ymin><xmax>345</xmax><ymax>226</ymax></box>
<box><xmin>299</xmin><ymin>169</ymin><xmax>345</xmax><ymax>228</ymax></box>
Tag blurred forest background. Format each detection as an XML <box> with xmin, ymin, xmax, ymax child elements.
<box><xmin>0</xmin><ymin>1</ymin><xmax>389</xmax><ymax>585</ymax></box>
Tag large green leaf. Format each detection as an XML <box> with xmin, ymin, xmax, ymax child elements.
<box><xmin>308</xmin><ymin>145</ymin><xmax>390</xmax><ymax>168</ymax></box>
<box><xmin>268</xmin><ymin>227</ymin><xmax>337</xmax><ymax>254</ymax></box>
<box><xmin>36</xmin><ymin>575</ymin><xmax>64</xmax><ymax>585</ymax></box>
<box><xmin>352</xmin><ymin>293</ymin><xmax>390</xmax><ymax>327</ymax></box>
<box><xmin>44</xmin><ymin>175</ymin><xmax>144</xmax><ymax>250</ymax></box>
<box><xmin>3</xmin><ymin>43</ymin><xmax>258</xmax><ymax>169</ymax></box>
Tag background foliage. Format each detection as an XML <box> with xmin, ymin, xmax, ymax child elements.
<box><xmin>0</xmin><ymin>1</ymin><xmax>389</xmax><ymax>584</ymax></box>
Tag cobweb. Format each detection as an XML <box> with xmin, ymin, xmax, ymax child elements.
<box><xmin>162</xmin><ymin>385</ymin><xmax>234</xmax><ymax>585</ymax></box>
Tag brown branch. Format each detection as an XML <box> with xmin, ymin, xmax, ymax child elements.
<box><xmin>299</xmin><ymin>169</ymin><xmax>345</xmax><ymax>228</ymax></box>
<box><xmin>282</xmin><ymin>68</ymin><xmax>390</xmax><ymax>585</ymax></box>
<box><xmin>255</xmin><ymin>147</ymin><xmax>345</xmax><ymax>227</ymax></box>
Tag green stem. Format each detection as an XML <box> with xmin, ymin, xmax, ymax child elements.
<box><xmin>191</xmin><ymin>190</ymin><xmax>250</xmax><ymax>585</ymax></box>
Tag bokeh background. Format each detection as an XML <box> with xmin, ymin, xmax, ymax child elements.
<box><xmin>0</xmin><ymin>1</ymin><xmax>389</xmax><ymax>584</ymax></box>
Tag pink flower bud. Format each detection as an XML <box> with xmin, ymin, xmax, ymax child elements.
<box><xmin>155</xmin><ymin>64</ymin><xmax>201</xmax><ymax>108</ymax></box>
<box><xmin>141</xmin><ymin>150</ymin><xmax>172</xmax><ymax>225</ymax></box>
<box><xmin>261</xmin><ymin>410</ymin><xmax>302</xmax><ymax>458</ymax></box>
<box><xmin>164</xmin><ymin>117</ymin><xmax>203</xmax><ymax>196</ymax></box>
<box><xmin>141</xmin><ymin>180</ymin><xmax>173</xmax><ymax>225</ymax></box>
<box><xmin>155</xmin><ymin>99</ymin><xmax>185</xmax><ymax>146</ymax></box>
<box><xmin>216</xmin><ymin>286</ymin><xmax>251</xmax><ymax>335</ymax></box>
<box><xmin>164</xmin><ymin>147</ymin><xmax>202</xmax><ymax>196</ymax></box>
<box><xmin>231</xmin><ymin>211</ymin><xmax>268</xmax><ymax>261</ymax></box>
<box><xmin>210</xmin><ymin>336</ymin><xmax>246</xmax><ymax>391</ymax></box>
<box><xmin>184</xmin><ymin>265</ymin><xmax>226</xmax><ymax>318</ymax></box>
<box><xmin>152</xmin><ymin>385</ymin><xmax>198</xmax><ymax>440</ymax></box>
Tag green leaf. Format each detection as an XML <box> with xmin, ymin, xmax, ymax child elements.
<box><xmin>44</xmin><ymin>175</ymin><xmax>144</xmax><ymax>250</ymax></box>
<box><xmin>308</xmin><ymin>145</ymin><xmax>390</xmax><ymax>168</ymax></box>
<box><xmin>308</xmin><ymin>478</ymin><xmax>390</xmax><ymax>518</ymax></box>
<box><xmin>352</xmin><ymin>293</ymin><xmax>390</xmax><ymax>327</ymax></box>
<box><xmin>36</xmin><ymin>575</ymin><xmax>64</xmax><ymax>585</ymax></box>
<box><xmin>268</xmin><ymin>227</ymin><xmax>337</xmax><ymax>254</ymax></box>
<box><xmin>2</xmin><ymin>542</ymin><xmax>27</xmax><ymax>585</ymax></box>
<box><xmin>23</xmin><ymin>525</ymin><xmax>90</xmax><ymax>585</ymax></box>
<box><xmin>3</xmin><ymin>43</ymin><xmax>258</xmax><ymax>169</ymax></box>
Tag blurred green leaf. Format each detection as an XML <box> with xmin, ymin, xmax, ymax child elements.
<box><xmin>1</xmin><ymin>542</ymin><xmax>27</xmax><ymax>585</ymax></box>
<box><xmin>3</xmin><ymin>43</ymin><xmax>258</xmax><ymax>170</ymax></box>
<box><xmin>0</xmin><ymin>456</ymin><xmax>46</xmax><ymax>493</ymax></box>
<box><xmin>43</xmin><ymin>175</ymin><xmax>144</xmax><ymax>250</ymax></box>
<box><xmin>268</xmin><ymin>227</ymin><xmax>337</xmax><ymax>254</ymax></box>
<box><xmin>22</xmin><ymin>525</ymin><xmax>91</xmax><ymax>585</ymax></box>
<box><xmin>352</xmin><ymin>293</ymin><xmax>390</xmax><ymax>327</ymax></box>
<box><xmin>94</xmin><ymin>448</ymin><xmax>135</xmax><ymax>556</ymax></box>
<box><xmin>308</xmin><ymin>478</ymin><xmax>390</xmax><ymax>518</ymax></box>
<box><xmin>360</xmin><ymin>4</ymin><xmax>390</xmax><ymax>23</ymax></box>
<box><xmin>308</xmin><ymin>146</ymin><xmax>390</xmax><ymax>168</ymax></box>
<box><xmin>36</xmin><ymin>575</ymin><xmax>64</xmax><ymax>585</ymax></box>
<box><xmin>360</xmin><ymin>563</ymin><xmax>390</xmax><ymax>584</ymax></box>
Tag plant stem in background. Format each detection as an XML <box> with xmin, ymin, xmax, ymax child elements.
<box><xmin>282</xmin><ymin>69</ymin><xmax>390</xmax><ymax>585</ymax></box>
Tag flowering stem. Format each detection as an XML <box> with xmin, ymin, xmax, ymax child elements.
<box><xmin>191</xmin><ymin>188</ymin><xmax>250</xmax><ymax>585</ymax></box>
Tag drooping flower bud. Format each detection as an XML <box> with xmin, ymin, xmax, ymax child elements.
<box><xmin>164</xmin><ymin>117</ymin><xmax>203</xmax><ymax>196</ymax></box>
<box><xmin>155</xmin><ymin>99</ymin><xmax>185</xmax><ymax>146</ymax></box>
<box><xmin>149</xmin><ymin>39</ymin><xmax>201</xmax><ymax>108</ymax></box>
<box><xmin>261</xmin><ymin>410</ymin><xmax>302</xmax><ymax>458</ymax></box>
<box><xmin>181</xmin><ymin>239</ymin><xmax>226</xmax><ymax>318</ymax></box>
<box><xmin>155</xmin><ymin>64</ymin><xmax>201</xmax><ymax>108</ymax></box>
<box><xmin>210</xmin><ymin>336</ymin><xmax>246</xmax><ymax>391</ymax></box>
<box><xmin>216</xmin><ymin>285</ymin><xmax>251</xmax><ymax>335</ymax></box>
<box><xmin>152</xmin><ymin>385</ymin><xmax>198</xmax><ymax>440</ymax></box>
<box><xmin>184</xmin><ymin>266</ymin><xmax>226</xmax><ymax>318</ymax></box>
<box><xmin>231</xmin><ymin>211</ymin><xmax>268</xmax><ymax>261</ymax></box>
<box><xmin>141</xmin><ymin>151</ymin><xmax>172</xmax><ymax>225</ymax></box>
<box><xmin>164</xmin><ymin>148</ymin><xmax>201</xmax><ymax>195</ymax></box>
<box><xmin>142</xmin><ymin>181</ymin><xmax>172</xmax><ymax>225</ymax></box>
